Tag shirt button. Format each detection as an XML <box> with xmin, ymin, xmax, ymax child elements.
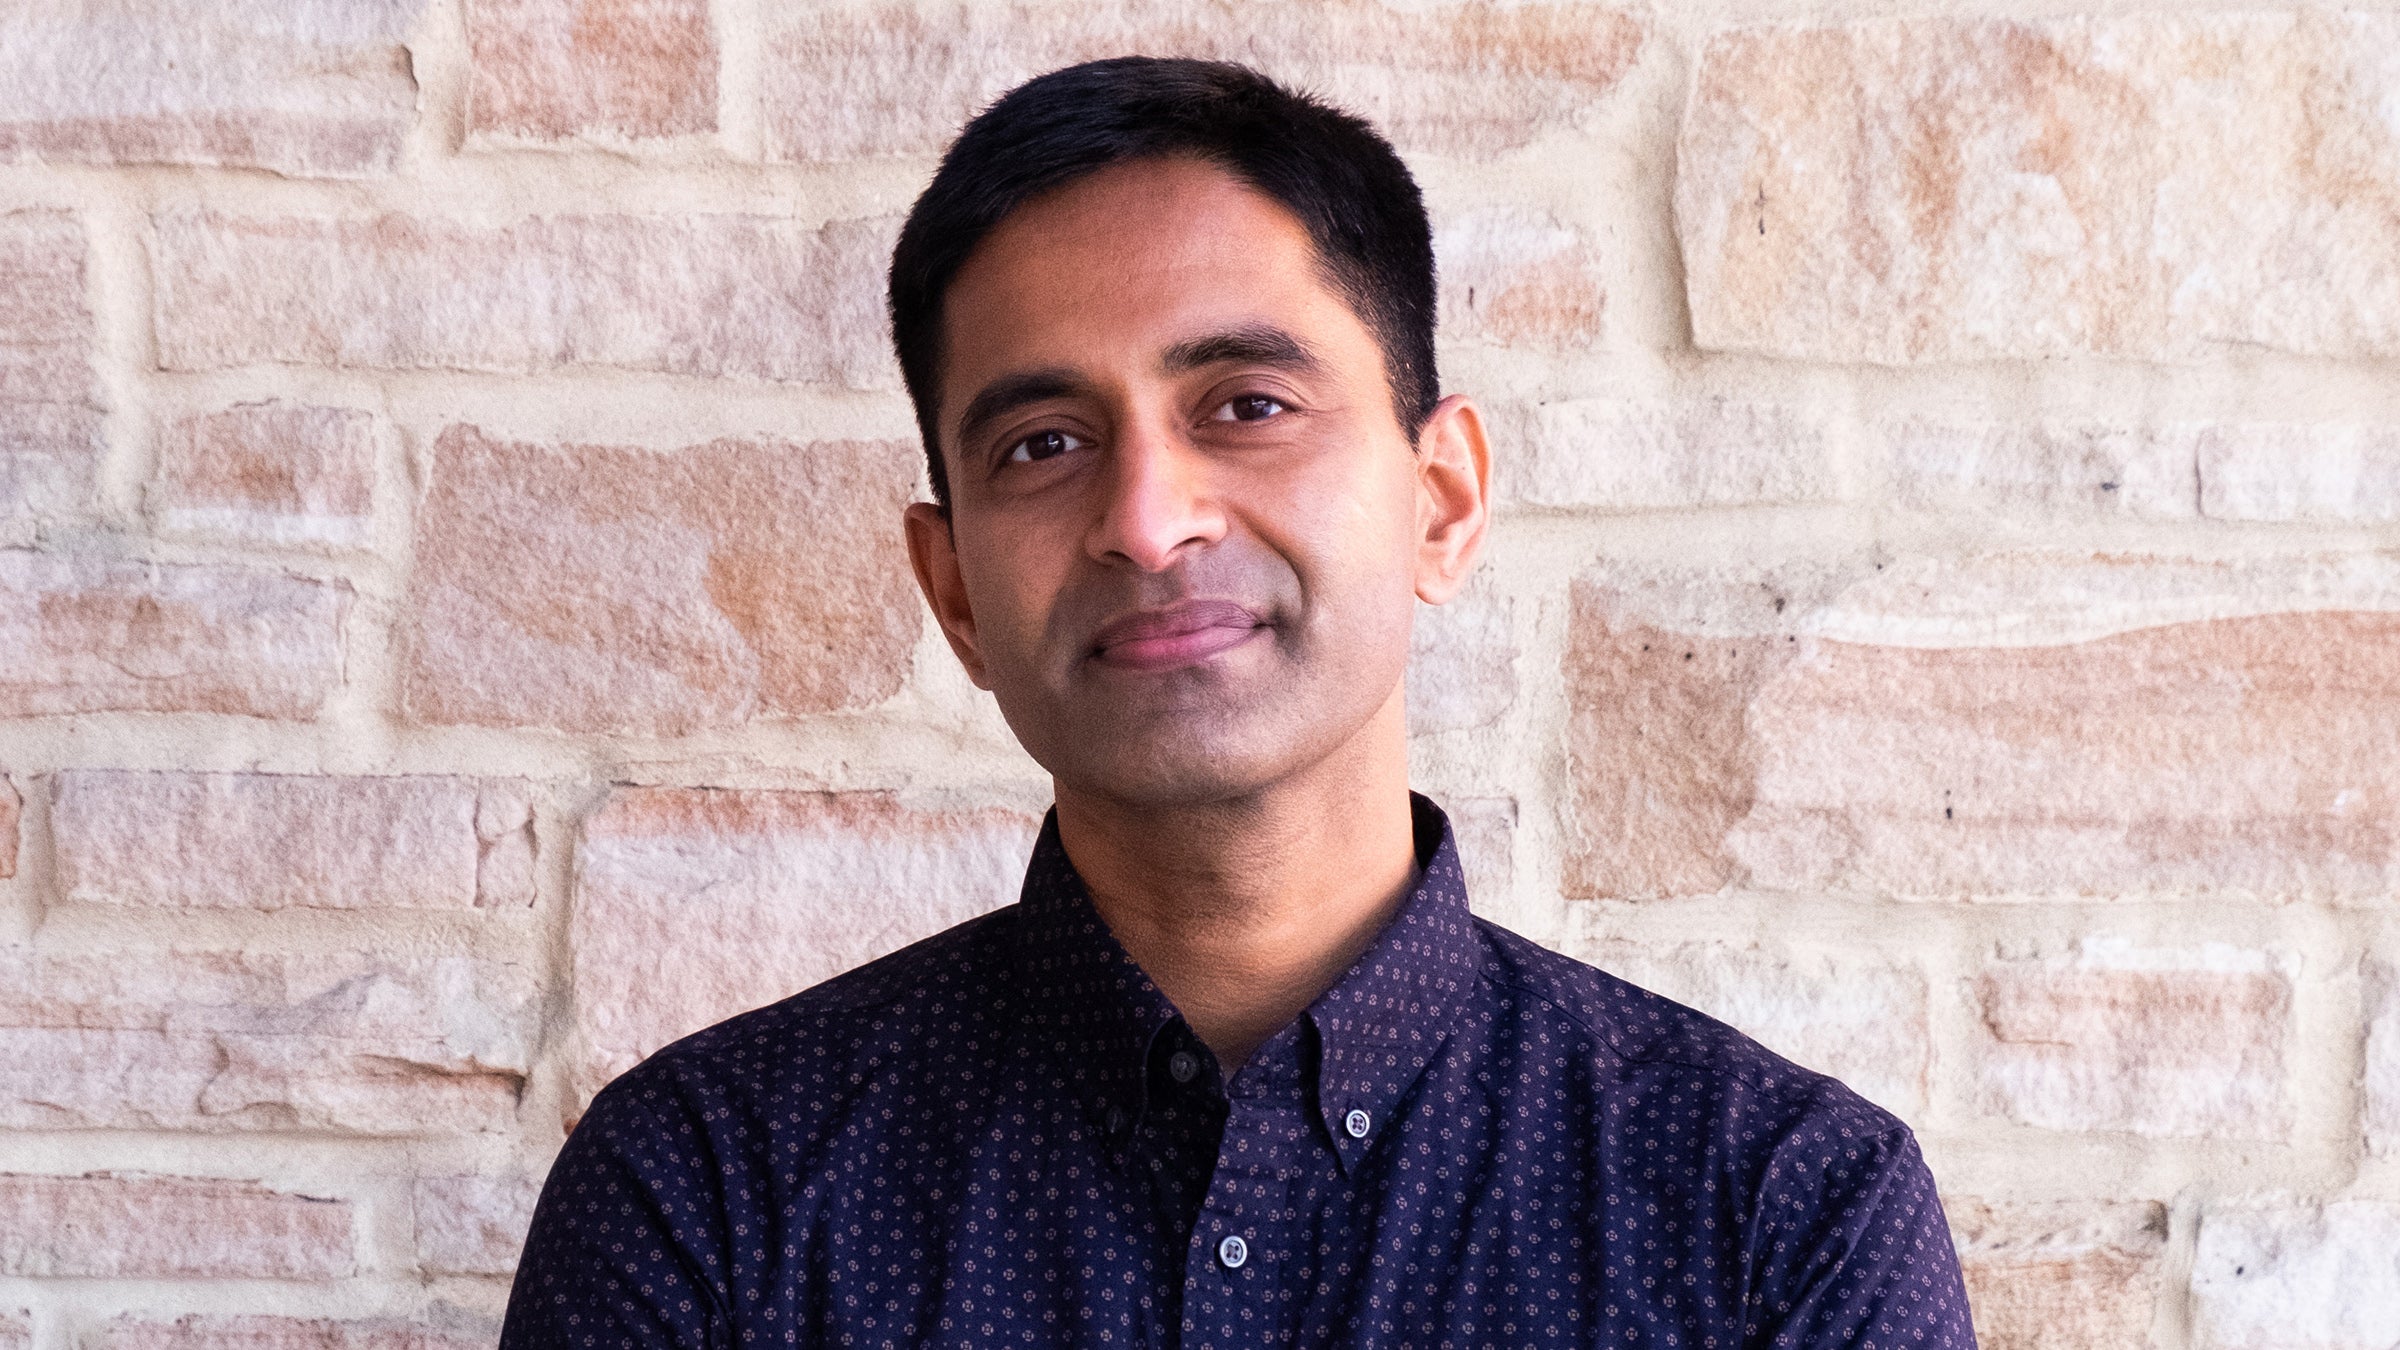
<box><xmin>1217</xmin><ymin>1234</ymin><xmax>1249</xmax><ymax>1270</ymax></box>
<box><xmin>1168</xmin><ymin>1050</ymin><xmax>1199</xmax><ymax>1084</ymax></box>
<box><xmin>1344</xmin><ymin>1108</ymin><xmax>1372</xmax><ymax>1139</ymax></box>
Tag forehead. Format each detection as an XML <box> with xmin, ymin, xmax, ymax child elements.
<box><xmin>936</xmin><ymin>157</ymin><xmax>1377</xmax><ymax>408</ymax></box>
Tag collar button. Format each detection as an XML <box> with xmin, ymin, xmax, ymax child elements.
<box><xmin>1168</xmin><ymin>1050</ymin><xmax>1199</xmax><ymax>1084</ymax></box>
<box><xmin>1344</xmin><ymin>1107</ymin><xmax>1372</xmax><ymax>1139</ymax></box>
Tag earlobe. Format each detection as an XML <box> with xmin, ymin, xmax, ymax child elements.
<box><xmin>1411</xmin><ymin>394</ymin><xmax>1492</xmax><ymax>606</ymax></box>
<box><xmin>902</xmin><ymin>500</ymin><xmax>993</xmax><ymax>689</ymax></box>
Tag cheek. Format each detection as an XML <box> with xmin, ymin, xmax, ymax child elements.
<box><xmin>1275</xmin><ymin>447</ymin><xmax>1425</xmax><ymax>650</ymax></box>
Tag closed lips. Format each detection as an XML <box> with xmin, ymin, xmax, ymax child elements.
<box><xmin>1089</xmin><ymin>600</ymin><xmax>1266</xmax><ymax>668</ymax></box>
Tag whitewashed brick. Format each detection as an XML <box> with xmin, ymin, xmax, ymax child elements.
<box><xmin>2194</xmin><ymin>1202</ymin><xmax>2400</xmax><ymax>1350</ymax></box>
<box><xmin>1574</xmin><ymin>939</ymin><xmax>1928</xmax><ymax>1116</ymax></box>
<box><xmin>1505</xmin><ymin>400</ymin><xmax>1836</xmax><ymax>512</ymax></box>
<box><xmin>0</xmin><ymin>210</ymin><xmax>99</xmax><ymax>542</ymax></box>
<box><xmin>152</xmin><ymin>212</ymin><xmax>897</xmax><ymax>388</ymax></box>
<box><xmin>0</xmin><ymin>947</ymin><xmax>537</xmax><ymax>1133</ymax></box>
<box><xmin>1407</xmin><ymin>575</ymin><xmax>1514</xmax><ymax>735</ymax></box>
<box><xmin>1950</xmin><ymin>1199</ymin><xmax>2166</xmax><ymax>1350</ymax></box>
<box><xmin>414</xmin><ymin>1173</ymin><xmax>539</xmax><ymax>1275</ymax></box>
<box><xmin>1680</xmin><ymin>12</ymin><xmax>2400</xmax><ymax>362</ymax></box>
<box><xmin>53</xmin><ymin>770</ymin><xmax>533</xmax><ymax>910</ymax></box>
<box><xmin>2368</xmin><ymin>961</ymin><xmax>2399</xmax><ymax>1155</ymax></box>
<box><xmin>468</xmin><ymin>0</ymin><xmax>716</xmax><ymax>144</ymax></box>
<box><xmin>0</xmin><ymin>0</ymin><xmax>422</xmax><ymax>176</ymax></box>
<box><xmin>1972</xmin><ymin>941</ymin><xmax>2289</xmax><ymax>1139</ymax></box>
<box><xmin>0</xmin><ymin>1173</ymin><xmax>351</xmax><ymax>1278</ymax></box>
<box><xmin>572</xmin><ymin>788</ymin><xmax>1033</xmax><ymax>1100</ymax></box>
<box><xmin>1887</xmin><ymin>420</ymin><xmax>2200</xmax><ymax>521</ymax></box>
<box><xmin>2200</xmin><ymin>423</ymin><xmax>2400</xmax><ymax>525</ymax></box>
<box><xmin>150</xmin><ymin>402</ymin><xmax>376</xmax><ymax>548</ymax></box>
<box><xmin>0</xmin><ymin>552</ymin><xmax>346</xmax><ymax>719</ymax></box>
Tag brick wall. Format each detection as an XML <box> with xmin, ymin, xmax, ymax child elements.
<box><xmin>0</xmin><ymin>0</ymin><xmax>2394</xmax><ymax>1343</ymax></box>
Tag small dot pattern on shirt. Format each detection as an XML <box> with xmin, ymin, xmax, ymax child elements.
<box><xmin>500</xmin><ymin>793</ymin><xmax>1978</xmax><ymax>1349</ymax></box>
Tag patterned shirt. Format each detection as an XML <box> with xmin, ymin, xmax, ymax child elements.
<box><xmin>502</xmin><ymin>793</ymin><xmax>1977</xmax><ymax>1348</ymax></box>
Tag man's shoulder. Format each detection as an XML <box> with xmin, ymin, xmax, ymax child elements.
<box><xmin>1471</xmin><ymin>917</ymin><xmax>1906</xmax><ymax>1142</ymax></box>
<box><xmin>604</xmin><ymin>903</ymin><xmax>1020</xmax><ymax>1104</ymax></box>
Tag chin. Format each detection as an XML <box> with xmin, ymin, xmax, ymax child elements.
<box><xmin>1021</xmin><ymin>709</ymin><xmax>1313</xmax><ymax>810</ymax></box>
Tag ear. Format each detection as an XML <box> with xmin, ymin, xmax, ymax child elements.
<box><xmin>903</xmin><ymin>500</ymin><xmax>993</xmax><ymax>689</ymax></box>
<box><xmin>1410</xmin><ymin>394</ymin><xmax>1491</xmax><ymax>605</ymax></box>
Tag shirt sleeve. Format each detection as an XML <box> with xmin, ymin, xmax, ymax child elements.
<box><xmin>1743</xmin><ymin>1118</ymin><xmax>1979</xmax><ymax>1350</ymax></box>
<box><xmin>499</xmin><ymin>1075</ymin><xmax>732</xmax><ymax>1350</ymax></box>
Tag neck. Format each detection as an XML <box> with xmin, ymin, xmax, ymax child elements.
<box><xmin>1052</xmin><ymin>690</ymin><xmax>1420</xmax><ymax>1072</ymax></box>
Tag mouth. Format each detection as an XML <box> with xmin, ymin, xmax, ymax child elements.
<box><xmin>1088</xmin><ymin>599</ymin><xmax>1270</xmax><ymax>673</ymax></box>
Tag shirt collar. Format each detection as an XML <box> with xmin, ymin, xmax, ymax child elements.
<box><xmin>1005</xmin><ymin>792</ymin><xmax>1486</xmax><ymax>1166</ymax></box>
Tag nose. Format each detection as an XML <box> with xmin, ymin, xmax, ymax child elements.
<box><xmin>1084</xmin><ymin>416</ymin><xmax>1226</xmax><ymax>572</ymax></box>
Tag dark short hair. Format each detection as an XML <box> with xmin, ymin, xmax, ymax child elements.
<box><xmin>887</xmin><ymin>56</ymin><xmax>1439</xmax><ymax>508</ymax></box>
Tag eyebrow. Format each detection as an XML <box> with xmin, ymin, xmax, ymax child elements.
<box><xmin>1159</xmin><ymin>323</ymin><xmax>1326</xmax><ymax>377</ymax></box>
<box><xmin>953</xmin><ymin>368</ymin><xmax>1087</xmax><ymax>453</ymax></box>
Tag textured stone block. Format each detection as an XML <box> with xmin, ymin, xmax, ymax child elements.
<box><xmin>468</xmin><ymin>0</ymin><xmax>715</xmax><ymax>143</ymax></box>
<box><xmin>150</xmin><ymin>402</ymin><xmax>376</xmax><ymax>549</ymax></box>
<box><xmin>0</xmin><ymin>1173</ymin><xmax>351</xmax><ymax>1278</ymax></box>
<box><xmin>0</xmin><ymin>1312</ymin><xmax>22</xmax><ymax>1350</ymax></box>
<box><xmin>2200</xmin><ymin>423</ymin><xmax>2400</xmax><ymax>525</ymax></box>
<box><xmin>1972</xmin><ymin>943</ymin><xmax>2289</xmax><ymax>1139</ymax></box>
<box><xmin>1406</xmin><ymin>576</ymin><xmax>1513</xmax><ymax>735</ymax></box>
<box><xmin>2369</xmin><ymin>961</ymin><xmax>2399</xmax><ymax>1154</ymax></box>
<box><xmin>1435</xmin><ymin>208</ymin><xmax>1604</xmax><ymax>349</ymax></box>
<box><xmin>152</xmin><ymin>212</ymin><xmax>896</xmax><ymax>388</ymax></box>
<box><xmin>53</xmin><ymin>770</ymin><xmax>533</xmax><ymax>911</ymax></box>
<box><xmin>2194</xmin><ymin>1202</ymin><xmax>2400</xmax><ymax>1349</ymax></box>
<box><xmin>1444</xmin><ymin>796</ymin><xmax>1514</xmax><ymax>905</ymax></box>
<box><xmin>766</xmin><ymin>0</ymin><xmax>1642</xmax><ymax>161</ymax></box>
<box><xmin>0</xmin><ymin>210</ymin><xmax>100</xmax><ymax>542</ymax></box>
<box><xmin>0</xmin><ymin>0</ymin><xmax>421</xmax><ymax>176</ymax></box>
<box><xmin>0</xmin><ymin>947</ymin><xmax>536</xmax><ymax>1133</ymax></box>
<box><xmin>1888</xmin><ymin>420</ymin><xmax>2200</xmax><ymax>521</ymax></box>
<box><xmin>1950</xmin><ymin>1200</ymin><xmax>2166</xmax><ymax>1350</ymax></box>
<box><xmin>414</xmin><ymin>1173</ymin><xmax>539</xmax><ymax>1275</ymax></box>
<box><xmin>1564</xmin><ymin>558</ymin><xmax>2400</xmax><ymax>902</ymax></box>
<box><xmin>1680</xmin><ymin>12</ymin><xmax>2400</xmax><ymax>362</ymax></box>
<box><xmin>1505</xmin><ymin>400</ymin><xmax>1835</xmax><ymax>512</ymax></box>
<box><xmin>401</xmin><ymin>425</ymin><xmax>918</xmax><ymax>736</ymax></box>
<box><xmin>572</xmin><ymin>787</ymin><xmax>1034</xmax><ymax>1098</ymax></box>
<box><xmin>97</xmin><ymin>1319</ymin><xmax>491</xmax><ymax>1350</ymax></box>
<box><xmin>1574</xmin><ymin>940</ymin><xmax>1927</xmax><ymax>1115</ymax></box>
<box><xmin>0</xmin><ymin>552</ymin><xmax>346</xmax><ymax>719</ymax></box>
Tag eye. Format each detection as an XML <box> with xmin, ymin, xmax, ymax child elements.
<box><xmin>1211</xmin><ymin>394</ymin><xmax>1288</xmax><ymax>423</ymax></box>
<box><xmin>1004</xmin><ymin>429</ymin><xmax>1088</xmax><ymax>464</ymax></box>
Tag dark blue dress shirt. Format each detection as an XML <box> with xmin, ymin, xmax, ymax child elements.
<box><xmin>502</xmin><ymin>793</ymin><xmax>1977</xmax><ymax>1348</ymax></box>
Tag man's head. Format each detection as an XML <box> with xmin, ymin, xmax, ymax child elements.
<box><xmin>892</xmin><ymin>58</ymin><xmax>1489</xmax><ymax>811</ymax></box>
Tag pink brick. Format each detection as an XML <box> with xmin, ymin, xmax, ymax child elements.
<box><xmin>766</xmin><ymin>0</ymin><xmax>1642</xmax><ymax>161</ymax></box>
<box><xmin>414</xmin><ymin>1173</ymin><xmax>539</xmax><ymax>1275</ymax></box>
<box><xmin>0</xmin><ymin>1312</ymin><xmax>22</xmax><ymax>1350</ymax></box>
<box><xmin>401</xmin><ymin>425</ymin><xmax>918</xmax><ymax>736</ymax></box>
<box><xmin>97</xmin><ymin>1319</ymin><xmax>491</xmax><ymax>1350</ymax></box>
<box><xmin>1574</xmin><ymin>939</ymin><xmax>1927</xmax><ymax>1115</ymax></box>
<box><xmin>1506</xmin><ymin>400</ymin><xmax>1837</xmax><ymax>512</ymax></box>
<box><xmin>0</xmin><ymin>552</ymin><xmax>346</xmax><ymax>719</ymax></box>
<box><xmin>1972</xmin><ymin>943</ymin><xmax>2290</xmax><ymax>1138</ymax></box>
<box><xmin>468</xmin><ymin>0</ymin><xmax>715</xmax><ymax>143</ymax></box>
<box><xmin>572</xmin><ymin>788</ymin><xmax>1033</xmax><ymax>1100</ymax></box>
<box><xmin>1950</xmin><ymin>1200</ymin><xmax>2166</xmax><ymax>1350</ymax></box>
<box><xmin>53</xmin><ymin>770</ymin><xmax>533</xmax><ymax>910</ymax></box>
<box><xmin>0</xmin><ymin>210</ymin><xmax>100</xmax><ymax>541</ymax></box>
<box><xmin>150</xmin><ymin>402</ymin><xmax>376</xmax><ymax>549</ymax></box>
<box><xmin>1679</xmin><ymin>12</ymin><xmax>2400</xmax><ymax>362</ymax></box>
<box><xmin>152</xmin><ymin>211</ymin><xmax>895</xmax><ymax>387</ymax></box>
<box><xmin>1887</xmin><ymin>420</ymin><xmax>2201</xmax><ymax>521</ymax></box>
<box><xmin>1435</xmin><ymin>208</ymin><xmax>1604</xmax><ymax>349</ymax></box>
<box><xmin>0</xmin><ymin>947</ymin><xmax>536</xmax><ymax>1133</ymax></box>
<box><xmin>1564</xmin><ymin>561</ymin><xmax>2400</xmax><ymax>902</ymax></box>
<box><xmin>0</xmin><ymin>1</ymin><xmax>421</xmax><ymax>177</ymax></box>
<box><xmin>2199</xmin><ymin>423</ymin><xmax>2400</xmax><ymax>525</ymax></box>
<box><xmin>98</xmin><ymin>1319</ymin><xmax>489</xmax><ymax>1350</ymax></box>
<box><xmin>0</xmin><ymin>1173</ymin><xmax>351</xmax><ymax>1278</ymax></box>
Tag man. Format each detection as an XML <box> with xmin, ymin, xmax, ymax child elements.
<box><xmin>502</xmin><ymin>57</ymin><xmax>1977</xmax><ymax>1348</ymax></box>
